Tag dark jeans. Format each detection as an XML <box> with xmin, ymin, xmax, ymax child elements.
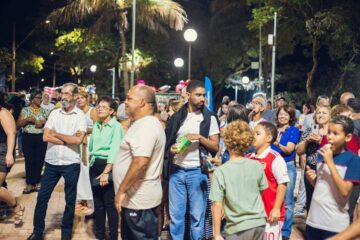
<box><xmin>90</xmin><ymin>158</ymin><xmax>118</xmax><ymax>240</ymax></box>
<box><xmin>121</xmin><ymin>206</ymin><xmax>158</xmax><ymax>240</ymax></box>
<box><xmin>306</xmin><ymin>225</ymin><xmax>337</xmax><ymax>240</ymax></box>
<box><xmin>33</xmin><ymin>163</ymin><xmax>80</xmax><ymax>238</ymax></box>
<box><xmin>22</xmin><ymin>133</ymin><xmax>47</xmax><ymax>185</ymax></box>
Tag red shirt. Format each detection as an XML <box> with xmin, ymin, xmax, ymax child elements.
<box><xmin>248</xmin><ymin>148</ymin><xmax>289</xmax><ymax>221</ymax></box>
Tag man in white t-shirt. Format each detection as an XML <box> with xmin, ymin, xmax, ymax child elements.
<box><xmin>164</xmin><ymin>80</ymin><xmax>220</xmax><ymax>239</ymax></box>
<box><xmin>113</xmin><ymin>85</ymin><xmax>166</xmax><ymax>239</ymax></box>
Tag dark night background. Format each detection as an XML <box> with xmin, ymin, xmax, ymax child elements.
<box><xmin>1</xmin><ymin>0</ymin><xmax>360</xmax><ymax>105</ymax></box>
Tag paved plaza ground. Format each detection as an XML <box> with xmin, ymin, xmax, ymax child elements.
<box><xmin>0</xmin><ymin>156</ymin><xmax>305</xmax><ymax>240</ymax></box>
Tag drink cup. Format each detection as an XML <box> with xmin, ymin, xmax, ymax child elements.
<box><xmin>176</xmin><ymin>136</ymin><xmax>191</xmax><ymax>154</ymax></box>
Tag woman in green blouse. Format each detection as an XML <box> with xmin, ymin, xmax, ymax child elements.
<box><xmin>89</xmin><ymin>96</ymin><xmax>124</xmax><ymax>240</ymax></box>
<box><xmin>17</xmin><ymin>89</ymin><xmax>48</xmax><ymax>194</ymax></box>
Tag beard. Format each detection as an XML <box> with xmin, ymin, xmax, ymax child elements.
<box><xmin>61</xmin><ymin>99</ymin><xmax>75</xmax><ymax>109</ymax></box>
<box><xmin>194</xmin><ymin>102</ymin><xmax>204</xmax><ymax>111</ymax></box>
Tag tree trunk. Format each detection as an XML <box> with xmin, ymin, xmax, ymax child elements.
<box><xmin>306</xmin><ymin>38</ymin><xmax>320</xmax><ymax>100</ymax></box>
<box><xmin>114</xmin><ymin>47</ymin><xmax>122</xmax><ymax>98</ymax></box>
<box><xmin>213</xmin><ymin>80</ymin><xmax>226</xmax><ymax>109</ymax></box>
<box><xmin>119</xmin><ymin>27</ymin><xmax>129</xmax><ymax>95</ymax></box>
<box><xmin>330</xmin><ymin>41</ymin><xmax>358</xmax><ymax>98</ymax></box>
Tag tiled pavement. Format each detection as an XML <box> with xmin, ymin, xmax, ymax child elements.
<box><xmin>0</xmin><ymin>157</ymin><xmax>305</xmax><ymax>240</ymax></box>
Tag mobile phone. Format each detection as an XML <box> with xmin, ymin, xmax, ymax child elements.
<box><xmin>311</xmin><ymin>124</ymin><xmax>319</xmax><ymax>135</ymax></box>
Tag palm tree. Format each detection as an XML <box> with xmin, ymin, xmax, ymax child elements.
<box><xmin>48</xmin><ymin>0</ymin><xmax>187</xmax><ymax>94</ymax></box>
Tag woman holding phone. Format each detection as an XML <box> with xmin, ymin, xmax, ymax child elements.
<box><xmin>296</xmin><ymin>105</ymin><xmax>331</xmax><ymax>210</ymax></box>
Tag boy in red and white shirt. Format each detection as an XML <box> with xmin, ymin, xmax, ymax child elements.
<box><xmin>248</xmin><ymin>122</ymin><xmax>289</xmax><ymax>240</ymax></box>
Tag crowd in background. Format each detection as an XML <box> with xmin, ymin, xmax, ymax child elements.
<box><xmin>0</xmin><ymin>82</ymin><xmax>359</xmax><ymax>240</ymax></box>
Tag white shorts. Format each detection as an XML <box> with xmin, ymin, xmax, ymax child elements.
<box><xmin>264</xmin><ymin>221</ymin><xmax>284</xmax><ymax>240</ymax></box>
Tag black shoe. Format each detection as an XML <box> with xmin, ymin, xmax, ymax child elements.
<box><xmin>282</xmin><ymin>236</ymin><xmax>290</xmax><ymax>240</ymax></box>
<box><xmin>27</xmin><ymin>233</ymin><xmax>43</xmax><ymax>240</ymax></box>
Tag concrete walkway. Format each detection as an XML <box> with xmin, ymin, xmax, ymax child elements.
<box><xmin>0</xmin><ymin>157</ymin><xmax>305</xmax><ymax>239</ymax></box>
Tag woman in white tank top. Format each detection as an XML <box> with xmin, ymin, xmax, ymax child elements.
<box><xmin>76</xmin><ymin>91</ymin><xmax>98</xmax><ymax>213</ymax></box>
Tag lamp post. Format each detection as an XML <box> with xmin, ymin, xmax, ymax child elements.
<box><xmin>269</xmin><ymin>12</ymin><xmax>277</xmax><ymax>106</ymax></box>
<box><xmin>184</xmin><ymin>29</ymin><xmax>197</xmax><ymax>80</ymax></box>
<box><xmin>242</xmin><ymin>76</ymin><xmax>250</xmax><ymax>103</ymax></box>
<box><xmin>174</xmin><ymin>58</ymin><xmax>184</xmax><ymax>81</ymax></box>
<box><xmin>90</xmin><ymin>65</ymin><xmax>97</xmax><ymax>82</ymax></box>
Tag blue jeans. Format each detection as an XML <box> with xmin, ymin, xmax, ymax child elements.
<box><xmin>282</xmin><ymin>161</ymin><xmax>297</xmax><ymax>238</ymax></box>
<box><xmin>33</xmin><ymin>163</ymin><xmax>80</xmax><ymax>238</ymax></box>
<box><xmin>169</xmin><ymin>165</ymin><xmax>208</xmax><ymax>240</ymax></box>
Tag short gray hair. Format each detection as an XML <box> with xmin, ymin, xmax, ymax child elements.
<box><xmin>252</xmin><ymin>92</ymin><xmax>267</xmax><ymax>108</ymax></box>
<box><xmin>62</xmin><ymin>83</ymin><xmax>78</xmax><ymax>94</ymax></box>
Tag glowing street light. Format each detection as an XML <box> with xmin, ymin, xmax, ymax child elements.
<box><xmin>242</xmin><ymin>76</ymin><xmax>250</xmax><ymax>103</ymax></box>
<box><xmin>242</xmin><ymin>76</ymin><xmax>250</xmax><ymax>84</ymax></box>
<box><xmin>174</xmin><ymin>58</ymin><xmax>184</xmax><ymax>68</ymax></box>
<box><xmin>90</xmin><ymin>65</ymin><xmax>97</xmax><ymax>73</ymax></box>
<box><xmin>184</xmin><ymin>29</ymin><xmax>197</xmax><ymax>80</ymax></box>
<box><xmin>90</xmin><ymin>65</ymin><xmax>97</xmax><ymax>82</ymax></box>
<box><xmin>174</xmin><ymin>58</ymin><xmax>184</xmax><ymax>81</ymax></box>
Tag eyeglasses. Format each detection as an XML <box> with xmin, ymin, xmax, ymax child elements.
<box><xmin>34</xmin><ymin>96</ymin><xmax>42</xmax><ymax>99</ymax></box>
<box><xmin>251</xmin><ymin>101</ymin><xmax>262</xmax><ymax>106</ymax></box>
<box><xmin>96</xmin><ymin>105</ymin><xmax>111</xmax><ymax>110</ymax></box>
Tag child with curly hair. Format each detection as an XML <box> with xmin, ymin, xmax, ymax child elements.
<box><xmin>210</xmin><ymin>120</ymin><xmax>268</xmax><ymax>240</ymax></box>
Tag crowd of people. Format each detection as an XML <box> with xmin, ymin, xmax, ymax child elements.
<box><xmin>0</xmin><ymin>80</ymin><xmax>359</xmax><ymax>240</ymax></box>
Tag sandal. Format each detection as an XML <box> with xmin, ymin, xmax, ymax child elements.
<box><xmin>34</xmin><ymin>184</ymin><xmax>41</xmax><ymax>192</ymax></box>
<box><xmin>23</xmin><ymin>184</ymin><xmax>35</xmax><ymax>194</ymax></box>
<box><xmin>13</xmin><ymin>202</ymin><xmax>25</xmax><ymax>226</ymax></box>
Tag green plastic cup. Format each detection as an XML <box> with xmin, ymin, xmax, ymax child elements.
<box><xmin>176</xmin><ymin>136</ymin><xmax>191</xmax><ymax>154</ymax></box>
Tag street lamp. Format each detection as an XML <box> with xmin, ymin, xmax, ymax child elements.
<box><xmin>90</xmin><ymin>65</ymin><xmax>97</xmax><ymax>82</ymax></box>
<box><xmin>184</xmin><ymin>29</ymin><xmax>197</xmax><ymax>80</ymax></box>
<box><xmin>242</xmin><ymin>76</ymin><xmax>250</xmax><ymax>103</ymax></box>
<box><xmin>174</xmin><ymin>58</ymin><xmax>184</xmax><ymax>81</ymax></box>
<box><xmin>242</xmin><ymin>76</ymin><xmax>250</xmax><ymax>85</ymax></box>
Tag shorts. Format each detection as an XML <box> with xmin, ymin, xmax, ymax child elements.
<box><xmin>226</xmin><ymin>226</ymin><xmax>265</xmax><ymax>240</ymax></box>
<box><xmin>306</xmin><ymin>225</ymin><xmax>338</xmax><ymax>240</ymax></box>
<box><xmin>121</xmin><ymin>206</ymin><xmax>159</xmax><ymax>240</ymax></box>
<box><xmin>0</xmin><ymin>142</ymin><xmax>10</xmax><ymax>173</ymax></box>
<box><xmin>265</xmin><ymin>221</ymin><xmax>284</xmax><ymax>240</ymax></box>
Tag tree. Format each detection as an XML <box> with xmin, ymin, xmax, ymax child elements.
<box><xmin>48</xmin><ymin>0</ymin><xmax>187</xmax><ymax>95</ymax></box>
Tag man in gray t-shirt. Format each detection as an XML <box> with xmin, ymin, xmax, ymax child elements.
<box><xmin>113</xmin><ymin>85</ymin><xmax>166</xmax><ymax>239</ymax></box>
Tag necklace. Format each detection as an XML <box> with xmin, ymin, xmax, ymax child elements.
<box><xmin>30</xmin><ymin>106</ymin><xmax>41</xmax><ymax>115</ymax></box>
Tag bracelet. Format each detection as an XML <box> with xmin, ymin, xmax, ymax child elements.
<box><xmin>103</xmin><ymin>172</ymin><xmax>109</xmax><ymax>174</ymax></box>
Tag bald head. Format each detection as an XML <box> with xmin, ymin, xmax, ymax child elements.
<box><xmin>127</xmin><ymin>85</ymin><xmax>157</xmax><ymax>116</ymax></box>
<box><xmin>133</xmin><ymin>85</ymin><xmax>156</xmax><ymax>105</ymax></box>
<box><xmin>340</xmin><ymin>92</ymin><xmax>355</xmax><ymax>105</ymax></box>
